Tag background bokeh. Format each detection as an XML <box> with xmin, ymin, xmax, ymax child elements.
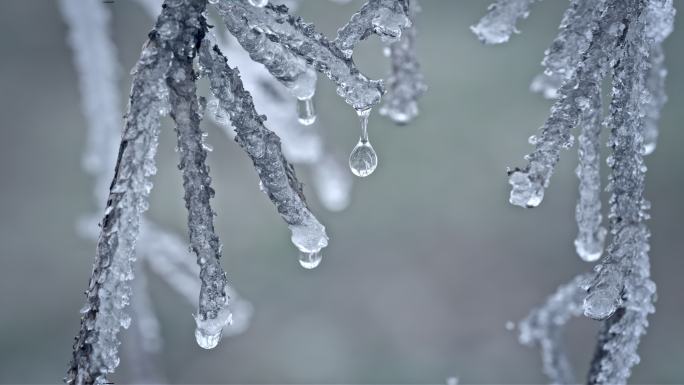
<box><xmin>0</xmin><ymin>1</ymin><xmax>682</xmax><ymax>383</ymax></box>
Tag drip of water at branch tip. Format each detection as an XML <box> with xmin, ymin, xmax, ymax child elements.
<box><xmin>195</xmin><ymin>327</ymin><xmax>221</xmax><ymax>349</ymax></box>
<box><xmin>297</xmin><ymin>97</ymin><xmax>317</xmax><ymax>126</ymax></box>
<box><xmin>298</xmin><ymin>251</ymin><xmax>323</xmax><ymax>269</ymax></box>
<box><xmin>349</xmin><ymin>108</ymin><xmax>378</xmax><ymax>177</ymax></box>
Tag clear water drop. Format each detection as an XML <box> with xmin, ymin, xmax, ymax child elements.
<box><xmin>297</xmin><ymin>97</ymin><xmax>316</xmax><ymax>126</ymax></box>
<box><xmin>248</xmin><ymin>0</ymin><xmax>268</xmax><ymax>7</ymax></box>
<box><xmin>298</xmin><ymin>251</ymin><xmax>322</xmax><ymax>269</ymax></box>
<box><xmin>349</xmin><ymin>109</ymin><xmax>378</xmax><ymax>177</ymax></box>
<box><xmin>349</xmin><ymin>140</ymin><xmax>378</xmax><ymax>177</ymax></box>
<box><xmin>208</xmin><ymin>0</ymin><xmax>219</xmax><ymax>4</ymax></box>
<box><xmin>195</xmin><ymin>328</ymin><xmax>221</xmax><ymax>349</ymax></box>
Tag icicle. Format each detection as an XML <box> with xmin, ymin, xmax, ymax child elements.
<box><xmin>349</xmin><ymin>108</ymin><xmax>378</xmax><ymax>177</ymax></box>
<box><xmin>291</xmin><ymin>69</ymin><xmax>318</xmax><ymax>126</ymax></box>
<box><xmin>380</xmin><ymin>0</ymin><xmax>427</xmax><ymax>124</ymax></box>
<box><xmin>297</xmin><ymin>97</ymin><xmax>317</xmax><ymax>126</ymax></box>
<box><xmin>574</xmin><ymin>86</ymin><xmax>607</xmax><ymax>262</ymax></box>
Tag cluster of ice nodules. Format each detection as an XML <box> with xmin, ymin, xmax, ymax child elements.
<box><xmin>643</xmin><ymin>0</ymin><xmax>675</xmax><ymax>43</ymax></box>
<box><xmin>471</xmin><ymin>0</ymin><xmax>536</xmax><ymax>44</ymax></box>
<box><xmin>508</xmin><ymin>171</ymin><xmax>543</xmax><ymax>207</ymax></box>
<box><xmin>372</xmin><ymin>7</ymin><xmax>411</xmax><ymax>44</ymax></box>
<box><xmin>194</xmin><ymin>304</ymin><xmax>233</xmax><ymax>350</ymax></box>
<box><xmin>289</xmin><ymin>216</ymin><xmax>329</xmax><ymax>254</ymax></box>
<box><xmin>583</xmin><ymin>286</ymin><xmax>621</xmax><ymax>320</ymax></box>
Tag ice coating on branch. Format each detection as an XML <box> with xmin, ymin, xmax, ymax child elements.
<box><xmin>583</xmin><ymin>5</ymin><xmax>672</xmax><ymax>383</ymax></box>
<box><xmin>574</xmin><ymin>87</ymin><xmax>606</xmax><ymax>262</ymax></box>
<box><xmin>478</xmin><ymin>0</ymin><xmax>674</xmax><ymax>382</ymax></box>
<box><xmin>380</xmin><ymin>0</ymin><xmax>427</xmax><ymax>124</ymax></box>
<box><xmin>506</xmin><ymin>0</ymin><xmax>633</xmax><ymax>208</ymax></box>
<box><xmin>583</xmin><ymin>0</ymin><xmax>662</xmax><ymax>323</ymax></box>
<box><xmin>59</xmin><ymin>0</ymin><xmax>121</xmax><ymax>203</ymax></box>
<box><xmin>64</xmin><ymin>0</ymin><xmax>187</xmax><ymax>379</ymax></box>
<box><xmin>215</xmin><ymin>0</ymin><xmax>384</xmax><ymax>111</ymax></box>
<box><xmin>519</xmin><ymin>274</ymin><xmax>590</xmax><ymax>385</ymax></box>
<box><xmin>206</xmin><ymin>26</ymin><xmax>352</xmax><ymax>211</ymax></box>
<box><xmin>140</xmin><ymin>221</ymin><xmax>253</xmax><ymax>338</ymax></box>
<box><xmin>199</xmin><ymin>41</ymin><xmax>328</xmax><ymax>255</ymax></box>
<box><xmin>530</xmin><ymin>0</ymin><xmax>607</xmax><ymax>99</ymax></box>
<box><xmin>163</xmin><ymin>4</ymin><xmax>233</xmax><ymax>350</ymax></box>
<box><xmin>334</xmin><ymin>0</ymin><xmax>411</xmax><ymax>58</ymax></box>
<box><xmin>471</xmin><ymin>0</ymin><xmax>540</xmax><ymax>44</ymax></box>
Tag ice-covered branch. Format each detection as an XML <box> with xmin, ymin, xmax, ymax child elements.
<box><xmin>200</xmin><ymin>40</ymin><xmax>329</xmax><ymax>264</ymax></box>
<box><xmin>582</xmin><ymin>0</ymin><xmax>668</xmax><ymax>325</ymax></box>
<box><xmin>214</xmin><ymin>0</ymin><xmax>384</xmax><ymax>111</ymax></box>
<box><xmin>507</xmin><ymin>0</ymin><xmax>636</xmax><ymax>208</ymax></box>
<box><xmin>65</xmin><ymin>2</ymin><xmax>178</xmax><ymax>382</ymax></box>
<box><xmin>205</xmin><ymin>24</ymin><xmax>353</xmax><ymax>211</ymax></box>
<box><xmin>140</xmin><ymin>220</ymin><xmax>253</xmax><ymax>337</ymax></box>
<box><xmin>379</xmin><ymin>0</ymin><xmax>427</xmax><ymax>124</ymax></box>
<box><xmin>475</xmin><ymin>0</ymin><xmax>674</xmax><ymax>383</ymax></box>
<box><xmin>162</xmin><ymin>1</ymin><xmax>234</xmax><ymax>350</ymax></box>
<box><xmin>529</xmin><ymin>0</ymin><xmax>606</xmax><ymax>99</ymax></box>
<box><xmin>519</xmin><ymin>274</ymin><xmax>590</xmax><ymax>385</ymax></box>
<box><xmin>58</xmin><ymin>0</ymin><xmax>121</xmax><ymax>204</ymax></box>
<box><xmin>471</xmin><ymin>0</ymin><xmax>540</xmax><ymax>44</ymax></box>
<box><xmin>333</xmin><ymin>0</ymin><xmax>411</xmax><ymax>58</ymax></box>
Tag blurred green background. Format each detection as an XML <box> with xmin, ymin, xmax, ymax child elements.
<box><xmin>0</xmin><ymin>1</ymin><xmax>682</xmax><ymax>383</ymax></box>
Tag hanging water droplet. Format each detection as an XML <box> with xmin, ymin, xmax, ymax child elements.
<box><xmin>298</xmin><ymin>251</ymin><xmax>322</xmax><ymax>269</ymax></box>
<box><xmin>208</xmin><ymin>0</ymin><xmax>219</xmax><ymax>4</ymax></box>
<box><xmin>349</xmin><ymin>109</ymin><xmax>378</xmax><ymax>177</ymax></box>
<box><xmin>248</xmin><ymin>0</ymin><xmax>268</xmax><ymax>7</ymax></box>
<box><xmin>349</xmin><ymin>140</ymin><xmax>378</xmax><ymax>177</ymax></box>
<box><xmin>297</xmin><ymin>97</ymin><xmax>317</xmax><ymax>126</ymax></box>
<box><xmin>195</xmin><ymin>327</ymin><xmax>221</xmax><ymax>349</ymax></box>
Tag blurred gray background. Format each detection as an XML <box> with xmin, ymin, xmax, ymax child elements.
<box><xmin>0</xmin><ymin>1</ymin><xmax>682</xmax><ymax>383</ymax></box>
